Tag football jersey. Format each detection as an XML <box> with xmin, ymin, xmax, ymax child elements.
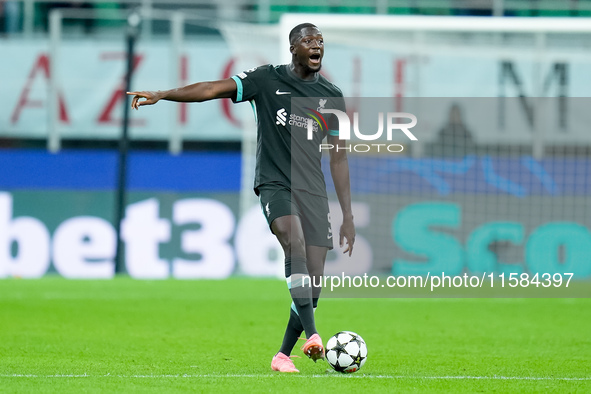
<box><xmin>231</xmin><ymin>64</ymin><xmax>346</xmax><ymax>198</ymax></box>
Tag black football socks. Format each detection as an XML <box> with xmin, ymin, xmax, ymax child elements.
<box><xmin>285</xmin><ymin>256</ymin><xmax>316</xmax><ymax>338</ymax></box>
<box><xmin>279</xmin><ymin>306</ymin><xmax>304</xmax><ymax>356</ymax></box>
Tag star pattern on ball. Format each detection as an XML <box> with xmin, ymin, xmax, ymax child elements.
<box><xmin>325</xmin><ymin>331</ymin><xmax>367</xmax><ymax>373</ymax></box>
<box><xmin>334</xmin><ymin>341</ymin><xmax>347</xmax><ymax>359</ymax></box>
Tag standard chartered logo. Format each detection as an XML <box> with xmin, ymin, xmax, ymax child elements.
<box><xmin>274</xmin><ymin>108</ymin><xmax>319</xmax><ymax>131</ymax></box>
<box><xmin>276</xmin><ymin>108</ymin><xmax>287</xmax><ymax>126</ymax></box>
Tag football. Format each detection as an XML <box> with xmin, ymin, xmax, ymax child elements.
<box><xmin>325</xmin><ymin>331</ymin><xmax>368</xmax><ymax>373</ymax></box>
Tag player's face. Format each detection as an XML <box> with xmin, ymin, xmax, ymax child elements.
<box><xmin>292</xmin><ymin>27</ymin><xmax>324</xmax><ymax>73</ymax></box>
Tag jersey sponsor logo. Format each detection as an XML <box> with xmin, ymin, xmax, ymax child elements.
<box><xmin>273</xmin><ymin>108</ymin><xmax>320</xmax><ymax>133</ymax></box>
<box><xmin>290</xmin><ymin>112</ymin><xmax>319</xmax><ymax>132</ymax></box>
<box><xmin>275</xmin><ymin>89</ymin><xmax>291</xmax><ymax>95</ymax></box>
<box><xmin>276</xmin><ymin>108</ymin><xmax>287</xmax><ymax>126</ymax></box>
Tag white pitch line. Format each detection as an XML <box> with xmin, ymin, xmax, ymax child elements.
<box><xmin>1</xmin><ymin>374</ymin><xmax>590</xmax><ymax>381</ymax></box>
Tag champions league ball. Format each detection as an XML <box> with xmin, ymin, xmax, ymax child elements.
<box><xmin>325</xmin><ymin>331</ymin><xmax>368</xmax><ymax>373</ymax></box>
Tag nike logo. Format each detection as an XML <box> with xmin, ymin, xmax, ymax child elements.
<box><xmin>327</xmin><ymin>234</ymin><xmax>333</xmax><ymax>239</ymax></box>
<box><xmin>275</xmin><ymin>89</ymin><xmax>291</xmax><ymax>95</ymax></box>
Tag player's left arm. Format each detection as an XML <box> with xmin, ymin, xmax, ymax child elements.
<box><xmin>328</xmin><ymin>133</ymin><xmax>355</xmax><ymax>256</ymax></box>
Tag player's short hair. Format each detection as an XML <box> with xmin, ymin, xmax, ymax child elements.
<box><xmin>289</xmin><ymin>23</ymin><xmax>319</xmax><ymax>45</ymax></box>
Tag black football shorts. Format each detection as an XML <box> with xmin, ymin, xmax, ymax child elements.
<box><xmin>257</xmin><ymin>183</ymin><xmax>333</xmax><ymax>249</ymax></box>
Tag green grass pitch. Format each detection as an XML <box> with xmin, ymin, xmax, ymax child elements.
<box><xmin>0</xmin><ymin>278</ymin><xmax>589</xmax><ymax>393</ymax></box>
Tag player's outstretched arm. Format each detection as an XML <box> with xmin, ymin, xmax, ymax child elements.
<box><xmin>328</xmin><ymin>134</ymin><xmax>356</xmax><ymax>256</ymax></box>
<box><xmin>127</xmin><ymin>78</ymin><xmax>237</xmax><ymax>110</ymax></box>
